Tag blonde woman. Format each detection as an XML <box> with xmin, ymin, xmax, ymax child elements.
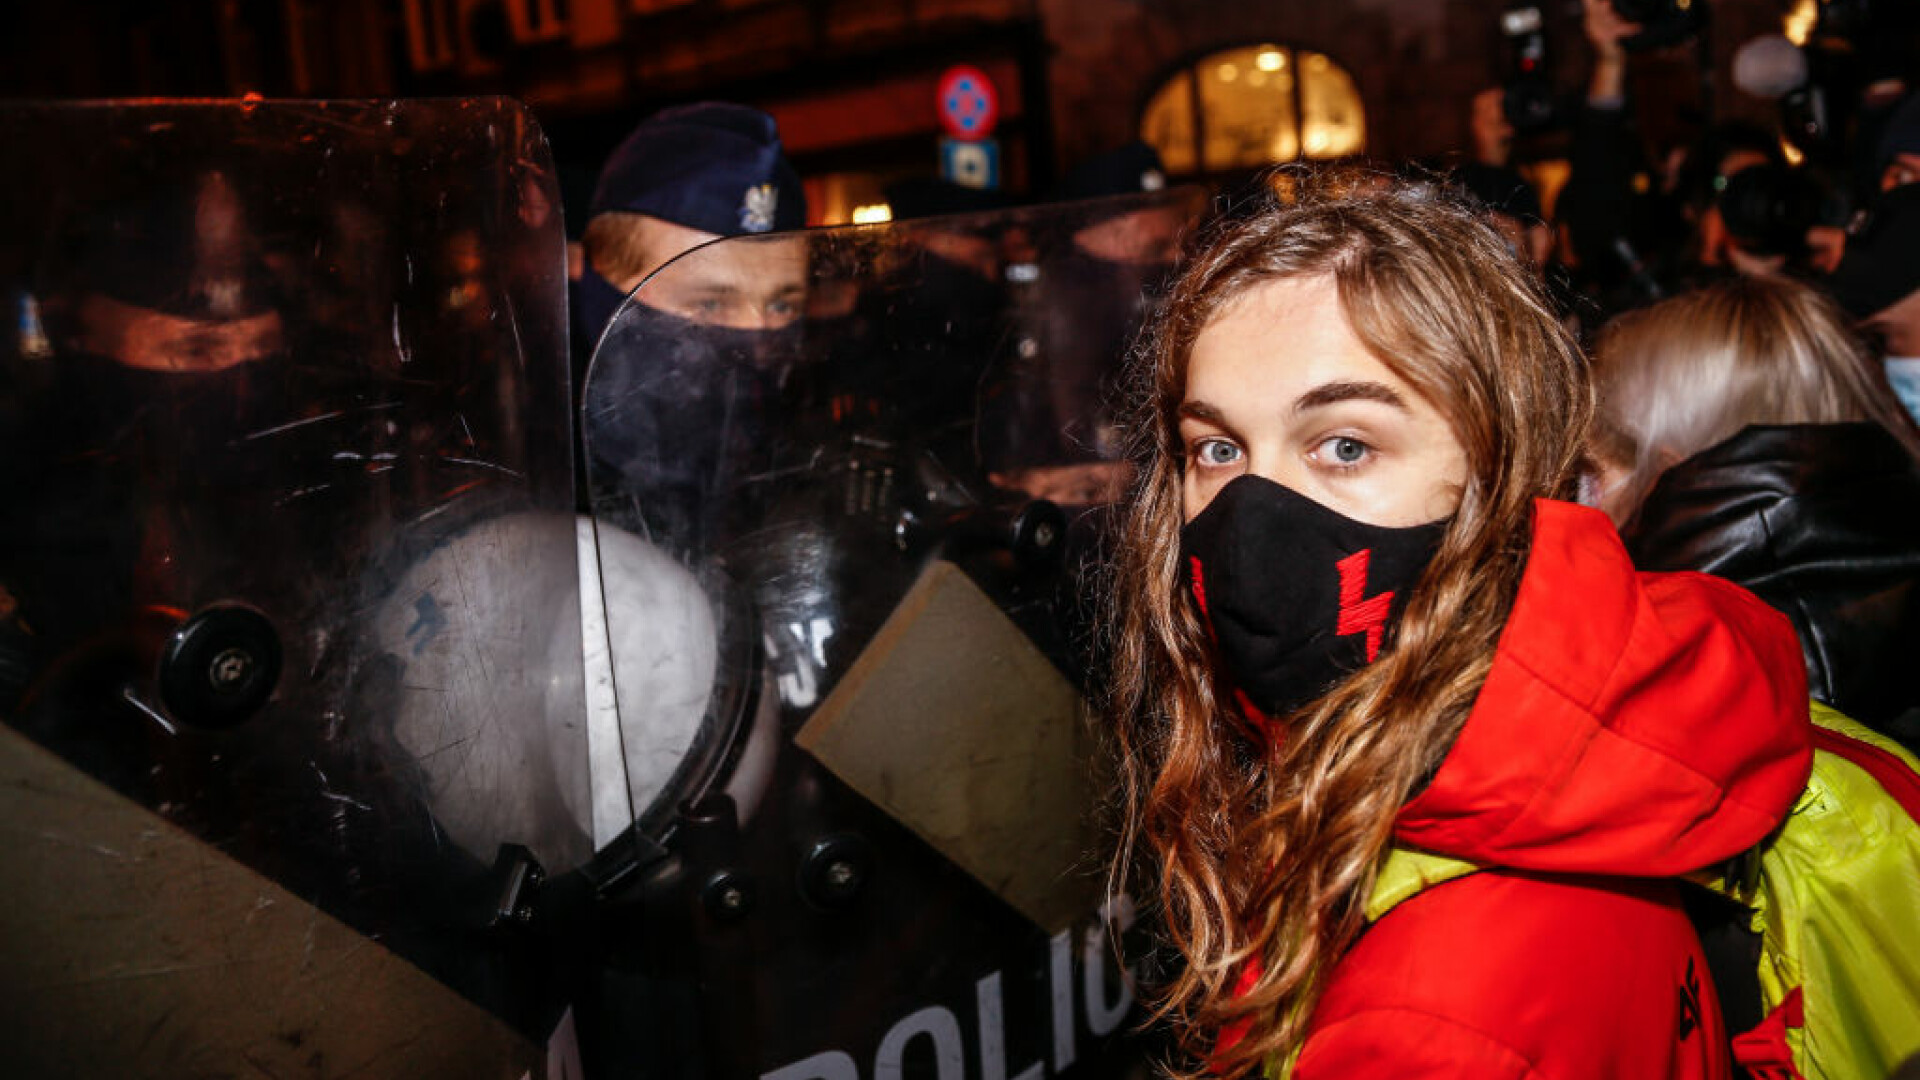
<box><xmin>1110</xmin><ymin>177</ymin><xmax>1812</xmax><ymax>1078</ymax></box>
<box><xmin>1592</xmin><ymin>276</ymin><xmax>1920</xmax><ymax>751</ymax></box>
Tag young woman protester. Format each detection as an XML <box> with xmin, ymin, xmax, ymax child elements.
<box><xmin>1590</xmin><ymin>275</ymin><xmax>1920</xmax><ymax>755</ymax></box>
<box><xmin>1109</xmin><ymin>176</ymin><xmax>1813</xmax><ymax>1078</ymax></box>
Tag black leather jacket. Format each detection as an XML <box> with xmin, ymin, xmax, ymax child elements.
<box><xmin>1623</xmin><ymin>422</ymin><xmax>1920</xmax><ymax>755</ymax></box>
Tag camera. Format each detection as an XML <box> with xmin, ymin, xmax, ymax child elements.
<box><xmin>1500</xmin><ymin>4</ymin><xmax>1561</xmax><ymax>133</ymax></box>
<box><xmin>1772</xmin><ymin>0</ymin><xmax>1920</xmax><ymax>166</ymax></box>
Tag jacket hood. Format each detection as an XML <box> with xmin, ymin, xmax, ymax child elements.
<box><xmin>1627</xmin><ymin>423</ymin><xmax>1920</xmax><ymax>582</ymax></box>
<box><xmin>1394</xmin><ymin>499</ymin><xmax>1812</xmax><ymax>877</ymax></box>
<box><xmin>1625</xmin><ymin>422</ymin><xmax>1920</xmax><ymax>735</ymax></box>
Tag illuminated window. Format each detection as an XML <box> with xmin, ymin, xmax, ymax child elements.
<box><xmin>1140</xmin><ymin>44</ymin><xmax>1366</xmax><ymax>176</ymax></box>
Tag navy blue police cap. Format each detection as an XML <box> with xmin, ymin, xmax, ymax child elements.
<box><xmin>589</xmin><ymin>102</ymin><xmax>807</xmax><ymax>235</ymax></box>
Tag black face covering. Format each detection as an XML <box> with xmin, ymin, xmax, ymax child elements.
<box><xmin>570</xmin><ymin>266</ymin><xmax>630</xmax><ymax>367</ymax></box>
<box><xmin>1179</xmin><ymin>474</ymin><xmax>1449</xmax><ymax>722</ymax></box>
<box><xmin>583</xmin><ymin>303</ymin><xmax>801</xmax><ymax>552</ymax></box>
<box><xmin>54</xmin><ymin>352</ymin><xmax>294</xmax><ymax>489</ymax></box>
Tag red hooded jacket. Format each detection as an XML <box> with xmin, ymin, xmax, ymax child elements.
<box><xmin>1289</xmin><ymin>500</ymin><xmax>1813</xmax><ymax>1079</ymax></box>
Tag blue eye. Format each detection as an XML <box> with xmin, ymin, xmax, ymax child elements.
<box><xmin>1194</xmin><ymin>439</ymin><xmax>1242</xmax><ymax>466</ymax></box>
<box><xmin>1316</xmin><ymin>436</ymin><xmax>1371</xmax><ymax>467</ymax></box>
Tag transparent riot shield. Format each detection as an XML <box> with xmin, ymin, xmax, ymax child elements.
<box><xmin>0</xmin><ymin>100</ymin><xmax>587</xmax><ymax>1075</ymax></box>
<box><xmin>580</xmin><ymin>189</ymin><xmax>1203</xmax><ymax>1078</ymax></box>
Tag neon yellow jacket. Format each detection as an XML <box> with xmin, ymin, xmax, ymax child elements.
<box><xmin>1357</xmin><ymin>703</ymin><xmax>1920</xmax><ymax>1080</ymax></box>
<box><xmin>1713</xmin><ymin>703</ymin><xmax>1920</xmax><ymax>1080</ymax></box>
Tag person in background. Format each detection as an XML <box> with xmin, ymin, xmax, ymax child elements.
<box><xmin>1560</xmin><ymin>0</ymin><xmax>1811</xmax><ymax>303</ymax></box>
<box><xmin>1469</xmin><ymin>86</ymin><xmax>1515</xmax><ymax>170</ymax></box>
<box><xmin>1454</xmin><ymin>87</ymin><xmax>1552</xmax><ymax>271</ymax></box>
<box><xmin>989</xmin><ymin>141</ymin><xmax>1184</xmax><ymax>506</ymax></box>
<box><xmin>1829</xmin><ymin>182</ymin><xmax>1920</xmax><ymax>425</ymax></box>
<box><xmin>1553</xmin><ymin>0</ymin><xmax>1677</xmax><ymax>327</ymax></box>
<box><xmin>1590</xmin><ymin>274</ymin><xmax>1920</xmax><ymax>753</ymax></box>
<box><xmin>1109</xmin><ymin>173</ymin><xmax>1809</xmax><ymax>1078</ymax></box>
<box><xmin>1797</xmin><ymin>89</ymin><xmax>1920</xmax><ymax>272</ymax></box>
<box><xmin>573</xmin><ymin>102</ymin><xmax>814</xmax><ymax>540</ymax></box>
<box><xmin>1873</xmin><ymin>91</ymin><xmax>1920</xmax><ymax>193</ymax></box>
<box><xmin>571</xmin><ymin>101</ymin><xmax>809</xmax><ymax>370</ymax></box>
<box><xmin>568</xmin><ymin>105</ymin><xmax>814</xmax><ymax>847</ymax></box>
<box><xmin>1448</xmin><ymin>157</ymin><xmax>1550</xmax><ymax>272</ymax></box>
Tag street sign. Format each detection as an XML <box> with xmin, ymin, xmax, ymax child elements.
<box><xmin>937</xmin><ymin>65</ymin><xmax>999</xmax><ymax>141</ymax></box>
<box><xmin>938</xmin><ymin>137</ymin><xmax>1000</xmax><ymax>190</ymax></box>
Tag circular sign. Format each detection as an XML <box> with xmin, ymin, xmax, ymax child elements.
<box><xmin>937</xmin><ymin>65</ymin><xmax>999</xmax><ymax>141</ymax></box>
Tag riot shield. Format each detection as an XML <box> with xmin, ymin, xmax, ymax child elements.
<box><xmin>0</xmin><ymin>99</ymin><xmax>587</xmax><ymax>1075</ymax></box>
<box><xmin>579</xmin><ymin>189</ymin><xmax>1202</xmax><ymax>1078</ymax></box>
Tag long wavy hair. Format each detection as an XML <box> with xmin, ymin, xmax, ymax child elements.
<box><xmin>1591</xmin><ymin>273</ymin><xmax>1920</xmax><ymax>525</ymax></box>
<box><xmin>1109</xmin><ymin>174</ymin><xmax>1592</xmax><ymax>1077</ymax></box>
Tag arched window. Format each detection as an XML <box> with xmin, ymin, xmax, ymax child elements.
<box><xmin>1140</xmin><ymin>44</ymin><xmax>1366</xmax><ymax>177</ymax></box>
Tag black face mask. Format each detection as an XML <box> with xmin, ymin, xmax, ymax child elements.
<box><xmin>571</xmin><ymin>265</ymin><xmax>631</xmax><ymax>365</ymax></box>
<box><xmin>582</xmin><ymin>303</ymin><xmax>801</xmax><ymax>552</ymax></box>
<box><xmin>53</xmin><ymin>352</ymin><xmax>293</xmax><ymax>487</ymax></box>
<box><xmin>1179</xmin><ymin>475</ymin><xmax>1448</xmax><ymax>722</ymax></box>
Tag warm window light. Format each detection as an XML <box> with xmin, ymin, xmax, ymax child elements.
<box><xmin>851</xmin><ymin>203</ymin><xmax>893</xmax><ymax>224</ymax></box>
<box><xmin>1141</xmin><ymin>43</ymin><xmax>1366</xmax><ymax>173</ymax></box>
<box><xmin>1785</xmin><ymin>0</ymin><xmax>1817</xmax><ymax>45</ymax></box>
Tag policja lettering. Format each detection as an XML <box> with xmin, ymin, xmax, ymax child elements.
<box><xmin>759</xmin><ymin>898</ymin><xmax>1139</xmax><ymax>1080</ymax></box>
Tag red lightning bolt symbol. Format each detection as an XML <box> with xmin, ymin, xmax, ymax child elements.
<box><xmin>1335</xmin><ymin>549</ymin><xmax>1394</xmax><ymax>662</ymax></box>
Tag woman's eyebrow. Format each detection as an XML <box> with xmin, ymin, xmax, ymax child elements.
<box><xmin>1292</xmin><ymin>379</ymin><xmax>1408</xmax><ymax>415</ymax></box>
<box><xmin>1176</xmin><ymin>400</ymin><xmax>1229</xmax><ymax>426</ymax></box>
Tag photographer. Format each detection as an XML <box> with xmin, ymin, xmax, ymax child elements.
<box><xmin>1555</xmin><ymin>0</ymin><xmax>1674</xmax><ymax>322</ymax></box>
<box><xmin>1830</xmin><ymin>183</ymin><xmax>1920</xmax><ymax>427</ymax></box>
<box><xmin>1452</xmin><ymin>88</ymin><xmax>1553</xmax><ymax>274</ymax></box>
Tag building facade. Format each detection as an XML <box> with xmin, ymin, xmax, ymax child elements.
<box><xmin>5</xmin><ymin>0</ymin><xmax>1812</xmax><ymax>222</ymax></box>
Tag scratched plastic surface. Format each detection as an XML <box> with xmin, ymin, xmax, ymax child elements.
<box><xmin>578</xmin><ymin>189</ymin><xmax>1203</xmax><ymax>1077</ymax></box>
<box><xmin>0</xmin><ymin>99</ymin><xmax>587</xmax><ymax>1034</ymax></box>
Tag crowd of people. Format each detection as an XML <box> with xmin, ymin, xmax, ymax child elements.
<box><xmin>6</xmin><ymin>12</ymin><xmax>1920</xmax><ymax>1070</ymax></box>
<box><xmin>1084</xmin><ymin>5</ymin><xmax>1920</xmax><ymax>1075</ymax></box>
<box><xmin>560</xmin><ymin>58</ymin><xmax>1920</xmax><ymax>1068</ymax></box>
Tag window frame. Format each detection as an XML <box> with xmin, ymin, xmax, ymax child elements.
<box><xmin>1137</xmin><ymin>41</ymin><xmax>1367</xmax><ymax>185</ymax></box>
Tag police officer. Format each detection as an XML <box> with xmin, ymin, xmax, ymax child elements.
<box><xmin>571</xmin><ymin>102</ymin><xmax>809</xmax><ymax>368</ymax></box>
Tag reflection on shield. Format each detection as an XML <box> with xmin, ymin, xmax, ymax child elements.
<box><xmin>580</xmin><ymin>188</ymin><xmax>1203</xmax><ymax>1077</ymax></box>
<box><xmin>0</xmin><ymin>99</ymin><xmax>585</xmax><ymax>1074</ymax></box>
<box><xmin>0</xmin><ymin>95</ymin><xmax>1204</xmax><ymax>1077</ymax></box>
